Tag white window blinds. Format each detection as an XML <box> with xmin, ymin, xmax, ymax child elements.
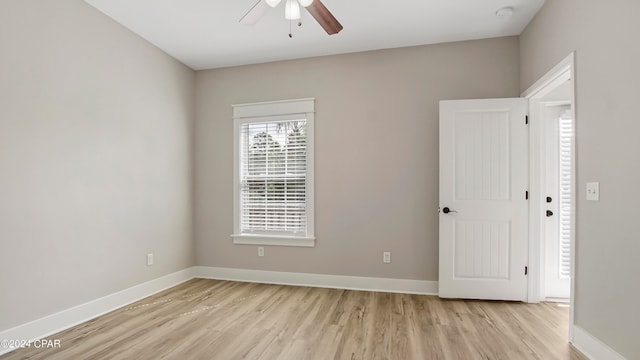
<box><xmin>239</xmin><ymin>120</ymin><xmax>307</xmax><ymax>235</ymax></box>
<box><xmin>558</xmin><ymin>110</ymin><xmax>573</xmax><ymax>278</ymax></box>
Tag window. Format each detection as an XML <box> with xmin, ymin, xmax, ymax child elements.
<box><xmin>232</xmin><ymin>98</ymin><xmax>315</xmax><ymax>247</ymax></box>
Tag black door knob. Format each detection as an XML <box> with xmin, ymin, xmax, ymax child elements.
<box><xmin>546</xmin><ymin>210</ymin><xmax>554</xmax><ymax>217</ymax></box>
<box><xmin>546</xmin><ymin>196</ymin><xmax>553</xmax><ymax>203</ymax></box>
<box><xmin>442</xmin><ymin>207</ymin><xmax>457</xmax><ymax>214</ymax></box>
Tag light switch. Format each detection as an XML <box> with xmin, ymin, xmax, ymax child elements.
<box><xmin>586</xmin><ymin>182</ymin><xmax>599</xmax><ymax>201</ymax></box>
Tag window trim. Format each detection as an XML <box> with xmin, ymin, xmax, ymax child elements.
<box><xmin>232</xmin><ymin>98</ymin><xmax>315</xmax><ymax>247</ymax></box>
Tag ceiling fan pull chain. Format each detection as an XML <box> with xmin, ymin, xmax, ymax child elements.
<box><xmin>289</xmin><ymin>19</ymin><xmax>293</xmax><ymax>38</ymax></box>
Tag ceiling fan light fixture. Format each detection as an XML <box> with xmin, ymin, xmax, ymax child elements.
<box><xmin>285</xmin><ymin>0</ymin><xmax>301</xmax><ymax>20</ymax></box>
<box><xmin>298</xmin><ymin>0</ymin><xmax>314</xmax><ymax>7</ymax></box>
<box><xmin>265</xmin><ymin>0</ymin><xmax>282</xmax><ymax>8</ymax></box>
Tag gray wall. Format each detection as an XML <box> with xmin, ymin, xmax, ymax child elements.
<box><xmin>521</xmin><ymin>0</ymin><xmax>640</xmax><ymax>358</ymax></box>
<box><xmin>0</xmin><ymin>0</ymin><xmax>196</xmax><ymax>331</ymax></box>
<box><xmin>195</xmin><ymin>37</ymin><xmax>520</xmax><ymax>281</ymax></box>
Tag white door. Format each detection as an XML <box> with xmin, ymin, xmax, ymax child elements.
<box><xmin>439</xmin><ymin>98</ymin><xmax>529</xmax><ymax>301</ymax></box>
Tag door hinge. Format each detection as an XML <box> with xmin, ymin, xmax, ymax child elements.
<box><xmin>525</xmin><ymin>266</ymin><xmax>528</xmax><ymax>275</ymax></box>
<box><xmin>525</xmin><ymin>115</ymin><xmax>529</xmax><ymax>125</ymax></box>
<box><xmin>525</xmin><ymin>191</ymin><xmax>529</xmax><ymax>200</ymax></box>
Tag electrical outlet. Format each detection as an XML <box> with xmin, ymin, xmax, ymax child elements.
<box><xmin>383</xmin><ymin>252</ymin><xmax>391</xmax><ymax>263</ymax></box>
<box><xmin>147</xmin><ymin>253</ymin><xmax>154</xmax><ymax>266</ymax></box>
<box><xmin>258</xmin><ymin>247</ymin><xmax>264</xmax><ymax>257</ymax></box>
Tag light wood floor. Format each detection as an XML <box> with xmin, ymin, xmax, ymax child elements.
<box><xmin>2</xmin><ymin>279</ymin><xmax>586</xmax><ymax>360</ymax></box>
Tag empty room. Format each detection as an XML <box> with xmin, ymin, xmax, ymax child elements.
<box><xmin>0</xmin><ymin>0</ymin><xmax>638</xmax><ymax>359</ymax></box>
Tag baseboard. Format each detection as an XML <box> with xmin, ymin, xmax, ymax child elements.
<box><xmin>572</xmin><ymin>325</ymin><xmax>626</xmax><ymax>360</ymax></box>
<box><xmin>0</xmin><ymin>268</ymin><xmax>194</xmax><ymax>356</ymax></box>
<box><xmin>544</xmin><ymin>297</ymin><xmax>570</xmax><ymax>303</ymax></box>
<box><xmin>193</xmin><ymin>266</ymin><xmax>439</xmax><ymax>295</ymax></box>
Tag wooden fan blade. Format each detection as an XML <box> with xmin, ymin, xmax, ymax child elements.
<box><xmin>304</xmin><ymin>0</ymin><xmax>343</xmax><ymax>35</ymax></box>
<box><xmin>240</xmin><ymin>0</ymin><xmax>271</xmax><ymax>26</ymax></box>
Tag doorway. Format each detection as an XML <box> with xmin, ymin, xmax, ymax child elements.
<box><xmin>542</xmin><ymin>101</ymin><xmax>572</xmax><ymax>300</ymax></box>
<box><xmin>522</xmin><ymin>53</ymin><xmax>576</xmax><ymax>339</ymax></box>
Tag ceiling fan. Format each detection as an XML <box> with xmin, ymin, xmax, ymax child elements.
<box><xmin>240</xmin><ymin>0</ymin><xmax>343</xmax><ymax>36</ymax></box>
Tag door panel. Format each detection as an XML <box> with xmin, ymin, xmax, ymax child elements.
<box><xmin>454</xmin><ymin>221</ymin><xmax>510</xmax><ymax>279</ymax></box>
<box><xmin>454</xmin><ymin>112</ymin><xmax>510</xmax><ymax>201</ymax></box>
<box><xmin>439</xmin><ymin>98</ymin><xmax>528</xmax><ymax>301</ymax></box>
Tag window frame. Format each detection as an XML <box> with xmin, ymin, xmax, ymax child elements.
<box><xmin>232</xmin><ymin>98</ymin><xmax>315</xmax><ymax>247</ymax></box>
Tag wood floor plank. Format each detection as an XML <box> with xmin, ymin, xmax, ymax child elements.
<box><xmin>0</xmin><ymin>279</ymin><xmax>586</xmax><ymax>360</ymax></box>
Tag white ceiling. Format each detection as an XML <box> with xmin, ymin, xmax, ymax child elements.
<box><xmin>84</xmin><ymin>0</ymin><xmax>545</xmax><ymax>70</ymax></box>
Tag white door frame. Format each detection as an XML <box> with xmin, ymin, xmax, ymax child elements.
<box><xmin>521</xmin><ymin>52</ymin><xmax>576</xmax><ymax>341</ymax></box>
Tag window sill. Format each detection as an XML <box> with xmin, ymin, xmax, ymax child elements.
<box><xmin>231</xmin><ymin>234</ymin><xmax>315</xmax><ymax>247</ymax></box>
